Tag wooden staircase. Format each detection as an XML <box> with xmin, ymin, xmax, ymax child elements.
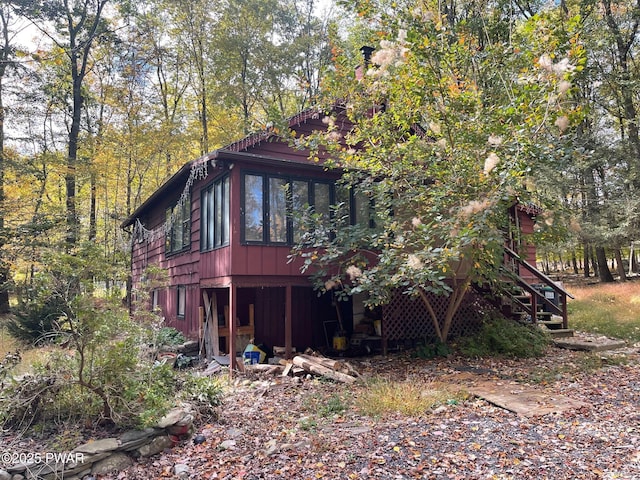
<box><xmin>481</xmin><ymin>247</ymin><xmax>575</xmax><ymax>338</ymax></box>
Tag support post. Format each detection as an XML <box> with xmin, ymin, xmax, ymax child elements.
<box><xmin>285</xmin><ymin>285</ymin><xmax>293</xmax><ymax>359</ymax></box>
<box><xmin>229</xmin><ymin>284</ymin><xmax>237</xmax><ymax>379</ymax></box>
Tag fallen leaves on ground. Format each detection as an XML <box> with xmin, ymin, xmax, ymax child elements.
<box><xmin>104</xmin><ymin>344</ymin><xmax>640</xmax><ymax>480</ymax></box>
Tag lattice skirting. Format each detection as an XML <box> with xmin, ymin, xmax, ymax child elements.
<box><xmin>382</xmin><ymin>288</ymin><xmax>496</xmax><ymax>342</ymax></box>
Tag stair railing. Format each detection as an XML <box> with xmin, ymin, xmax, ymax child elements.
<box><xmin>503</xmin><ymin>247</ymin><xmax>575</xmax><ymax>329</ymax></box>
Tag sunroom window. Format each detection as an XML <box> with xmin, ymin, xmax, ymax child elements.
<box><xmin>241</xmin><ymin>173</ymin><xmax>335</xmax><ymax>245</ymax></box>
<box><xmin>201</xmin><ymin>175</ymin><xmax>230</xmax><ymax>251</ymax></box>
<box><xmin>165</xmin><ymin>193</ymin><xmax>191</xmax><ymax>255</ymax></box>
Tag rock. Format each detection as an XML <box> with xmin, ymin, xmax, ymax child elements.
<box><xmin>119</xmin><ymin>428</ymin><xmax>158</xmax><ymax>445</ymax></box>
<box><xmin>193</xmin><ymin>434</ymin><xmax>206</xmax><ymax>445</ymax></box>
<box><xmin>91</xmin><ymin>453</ymin><xmax>133</xmax><ymax>475</ymax></box>
<box><xmin>74</xmin><ymin>438</ymin><xmax>119</xmax><ymax>455</ymax></box>
<box><xmin>225</xmin><ymin>427</ymin><xmax>243</xmax><ymax>439</ymax></box>
<box><xmin>263</xmin><ymin>439</ymin><xmax>278</xmax><ymax>456</ymax></box>
<box><xmin>156</xmin><ymin>408</ymin><xmax>189</xmax><ymax>428</ymax></box>
<box><xmin>0</xmin><ymin>469</ymin><xmax>10</xmax><ymax>480</ymax></box>
<box><xmin>218</xmin><ymin>439</ymin><xmax>236</xmax><ymax>450</ymax></box>
<box><xmin>119</xmin><ymin>429</ymin><xmax>163</xmax><ymax>451</ymax></box>
<box><xmin>173</xmin><ymin>463</ymin><xmax>190</xmax><ymax>478</ymax></box>
<box><xmin>136</xmin><ymin>435</ymin><xmax>174</xmax><ymax>457</ymax></box>
<box><xmin>175</xmin><ymin>413</ymin><xmax>193</xmax><ymax>427</ymax></box>
<box><xmin>167</xmin><ymin>423</ymin><xmax>191</xmax><ymax>436</ymax></box>
<box><xmin>11</xmin><ymin>475</ymin><xmax>24</xmax><ymax>480</ymax></box>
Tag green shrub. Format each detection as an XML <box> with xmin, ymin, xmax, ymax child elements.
<box><xmin>156</xmin><ymin>327</ymin><xmax>186</xmax><ymax>347</ymax></box>
<box><xmin>0</xmin><ymin>245</ymin><xmax>182</xmax><ymax>431</ymax></box>
<box><xmin>414</xmin><ymin>339</ymin><xmax>451</xmax><ymax>359</ymax></box>
<box><xmin>458</xmin><ymin>316</ymin><xmax>551</xmax><ymax>358</ymax></box>
<box><xmin>6</xmin><ymin>296</ymin><xmax>70</xmax><ymax>344</ymax></box>
<box><xmin>179</xmin><ymin>375</ymin><xmax>224</xmax><ymax>420</ymax></box>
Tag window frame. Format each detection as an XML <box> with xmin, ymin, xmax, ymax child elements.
<box><xmin>241</xmin><ymin>171</ymin><xmax>339</xmax><ymax>245</ymax></box>
<box><xmin>200</xmin><ymin>174</ymin><xmax>230</xmax><ymax>252</ymax></box>
<box><xmin>176</xmin><ymin>285</ymin><xmax>186</xmax><ymax>319</ymax></box>
<box><xmin>165</xmin><ymin>193</ymin><xmax>191</xmax><ymax>256</ymax></box>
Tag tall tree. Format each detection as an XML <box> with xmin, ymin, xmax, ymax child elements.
<box><xmin>293</xmin><ymin>0</ymin><xmax>582</xmax><ymax>342</ymax></box>
<box><xmin>12</xmin><ymin>0</ymin><xmax>111</xmax><ymax>249</ymax></box>
<box><xmin>0</xmin><ymin>2</ymin><xmax>20</xmax><ymax>312</ymax></box>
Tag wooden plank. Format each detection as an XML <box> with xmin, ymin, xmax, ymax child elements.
<box><xmin>202</xmin><ymin>291</ymin><xmax>212</xmax><ymax>360</ymax></box>
<box><xmin>292</xmin><ymin>355</ymin><xmax>356</xmax><ymax>384</ymax></box>
<box><xmin>449</xmin><ymin>373</ymin><xmax>589</xmax><ymax>417</ymax></box>
<box><xmin>210</xmin><ymin>291</ymin><xmax>220</xmax><ymax>357</ymax></box>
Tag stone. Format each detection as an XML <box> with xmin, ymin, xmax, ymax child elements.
<box><xmin>175</xmin><ymin>413</ymin><xmax>193</xmax><ymax>427</ymax></box>
<box><xmin>91</xmin><ymin>453</ymin><xmax>133</xmax><ymax>475</ymax></box>
<box><xmin>119</xmin><ymin>428</ymin><xmax>158</xmax><ymax>444</ymax></box>
<box><xmin>119</xmin><ymin>429</ymin><xmax>161</xmax><ymax>451</ymax></box>
<box><xmin>74</xmin><ymin>438</ymin><xmax>119</xmax><ymax>455</ymax></box>
<box><xmin>173</xmin><ymin>464</ymin><xmax>190</xmax><ymax>478</ymax></box>
<box><xmin>167</xmin><ymin>423</ymin><xmax>191</xmax><ymax>436</ymax></box>
<box><xmin>156</xmin><ymin>409</ymin><xmax>188</xmax><ymax>429</ymax></box>
<box><xmin>226</xmin><ymin>427</ymin><xmax>243</xmax><ymax>439</ymax></box>
<box><xmin>0</xmin><ymin>469</ymin><xmax>9</xmax><ymax>480</ymax></box>
<box><xmin>137</xmin><ymin>435</ymin><xmax>173</xmax><ymax>457</ymax></box>
<box><xmin>218</xmin><ymin>440</ymin><xmax>236</xmax><ymax>451</ymax></box>
<box><xmin>11</xmin><ymin>475</ymin><xmax>24</xmax><ymax>480</ymax></box>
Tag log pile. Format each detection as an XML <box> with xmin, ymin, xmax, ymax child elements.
<box><xmin>245</xmin><ymin>351</ymin><xmax>360</xmax><ymax>383</ymax></box>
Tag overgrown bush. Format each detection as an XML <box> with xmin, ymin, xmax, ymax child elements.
<box><xmin>457</xmin><ymin>316</ymin><xmax>551</xmax><ymax>358</ymax></box>
<box><xmin>179</xmin><ymin>375</ymin><xmax>224</xmax><ymax>420</ymax></box>
<box><xmin>6</xmin><ymin>295</ymin><xmax>70</xmax><ymax>344</ymax></box>
<box><xmin>0</xmin><ymin>245</ymin><xmax>180</xmax><ymax>430</ymax></box>
<box><xmin>414</xmin><ymin>339</ymin><xmax>451</xmax><ymax>359</ymax></box>
<box><xmin>156</xmin><ymin>327</ymin><xmax>186</xmax><ymax>347</ymax></box>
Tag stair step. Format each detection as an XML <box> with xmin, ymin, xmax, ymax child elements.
<box><xmin>546</xmin><ymin>328</ymin><xmax>574</xmax><ymax>338</ymax></box>
<box><xmin>539</xmin><ymin>321</ymin><xmax>563</xmax><ymax>330</ymax></box>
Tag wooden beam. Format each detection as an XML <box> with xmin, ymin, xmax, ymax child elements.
<box><xmin>285</xmin><ymin>285</ymin><xmax>292</xmax><ymax>359</ymax></box>
<box><xmin>229</xmin><ymin>284</ymin><xmax>236</xmax><ymax>379</ymax></box>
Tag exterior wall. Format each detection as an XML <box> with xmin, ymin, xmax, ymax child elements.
<box><xmin>127</xmin><ymin>113</ymin><xmax>542</xmax><ymax>348</ymax></box>
<box><xmin>128</xmin><ymin>146</ymin><xmax>340</xmax><ymax>341</ymax></box>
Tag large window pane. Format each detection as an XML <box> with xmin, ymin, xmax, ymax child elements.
<box><xmin>314</xmin><ymin>182</ymin><xmax>331</xmax><ymax>225</ymax></box>
<box><xmin>292</xmin><ymin>180</ymin><xmax>309</xmax><ymax>242</ymax></box>
<box><xmin>201</xmin><ymin>176</ymin><xmax>229</xmax><ymax>251</ymax></box>
<box><xmin>215</xmin><ymin>180</ymin><xmax>223</xmax><ymax>247</ymax></box>
<box><xmin>177</xmin><ymin>285</ymin><xmax>186</xmax><ymax>318</ymax></box>
<box><xmin>269</xmin><ymin>177</ymin><xmax>288</xmax><ymax>243</ymax></box>
<box><xmin>222</xmin><ymin>176</ymin><xmax>230</xmax><ymax>245</ymax></box>
<box><xmin>244</xmin><ymin>174</ymin><xmax>264</xmax><ymax>242</ymax></box>
<box><xmin>181</xmin><ymin>195</ymin><xmax>190</xmax><ymax>248</ymax></box>
<box><xmin>355</xmin><ymin>191</ymin><xmax>372</xmax><ymax>227</ymax></box>
<box><xmin>203</xmin><ymin>188</ymin><xmax>213</xmax><ymax>248</ymax></box>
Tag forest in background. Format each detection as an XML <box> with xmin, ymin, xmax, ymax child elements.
<box><xmin>0</xmin><ymin>0</ymin><xmax>639</xmax><ymax>315</ymax></box>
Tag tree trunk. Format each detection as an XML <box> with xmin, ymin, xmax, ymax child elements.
<box><xmin>0</xmin><ymin>8</ymin><xmax>10</xmax><ymax>313</ymax></box>
<box><xmin>596</xmin><ymin>246</ymin><xmax>614</xmax><ymax>282</ymax></box>
<box><xmin>590</xmin><ymin>245</ymin><xmax>599</xmax><ymax>277</ymax></box>
<box><xmin>614</xmin><ymin>248</ymin><xmax>627</xmax><ymax>281</ymax></box>
<box><xmin>571</xmin><ymin>251</ymin><xmax>579</xmax><ymax>275</ymax></box>
<box><xmin>583</xmin><ymin>242</ymin><xmax>590</xmax><ymax>277</ymax></box>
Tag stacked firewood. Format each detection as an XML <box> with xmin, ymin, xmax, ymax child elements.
<box><xmin>244</xmin><ymin>350</ymin><xmax>360</xmax><ymax>383</ymax></box>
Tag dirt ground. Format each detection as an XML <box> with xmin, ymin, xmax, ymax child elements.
<box><xmin>107</xmin><ymin>341</ymin><xmax>640</xmax><ymax>480</ymax></box>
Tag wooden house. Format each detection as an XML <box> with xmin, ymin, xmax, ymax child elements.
<box><xmin>122</xmin><ymin>108</ymin><xmax>571</xmax><ymax>362</ymax></box>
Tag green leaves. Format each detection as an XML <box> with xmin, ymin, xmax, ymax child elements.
<box><xmin>293</xmin><ymin>0</ymin><xmax>577</xmax><ymax>342</ymax></box>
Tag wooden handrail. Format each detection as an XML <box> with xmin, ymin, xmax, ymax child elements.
<box><xmin>500</xmin><ymin>248</ymin><xmax>573</xmax><ymax>329</ymax></box>
<box><xmin>504</xmin><ymin>247</ymin><xmax>575</xmax><ymax>299</ymax></box>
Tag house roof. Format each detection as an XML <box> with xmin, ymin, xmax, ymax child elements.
<box><xmin>121</xmin><ymin>107</ymin><xmax>331</xmax><ymax>229</ymax></box>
